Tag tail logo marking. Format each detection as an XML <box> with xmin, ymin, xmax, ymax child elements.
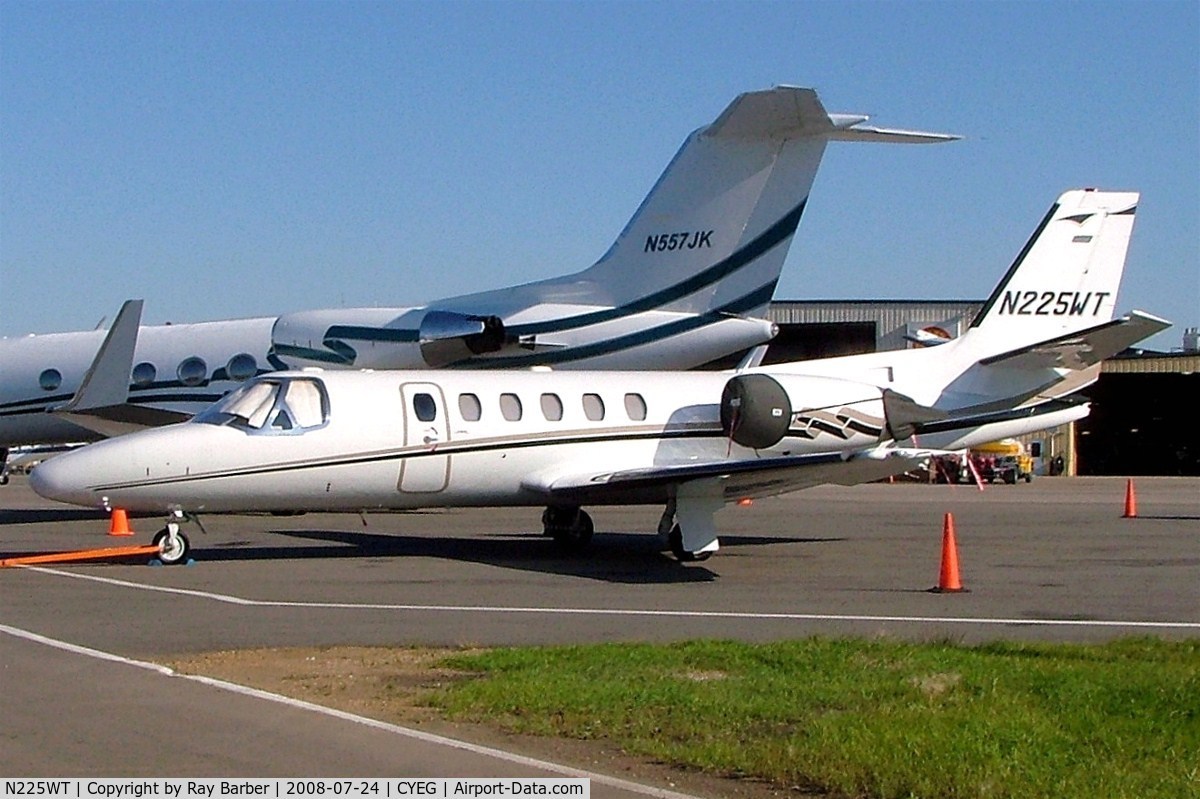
<box><xmin>644</xmin><ymin>230</ymin><xmax>715</xmax><ymax>253</ymax></box>
<box><xmin>999</xmin><ymin>291</ymin><xmax>1111</xmax><ymax>317</ymax></box>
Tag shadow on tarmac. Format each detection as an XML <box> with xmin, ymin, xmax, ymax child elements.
<box><xmin>176</xmin><ymin>528</ymin><xmax>844</xmax><ymax>585</ymax></box>
<box><xmin>0</xmin><ymin>508</ymin><xmax>109</xmax><ymax>524</ymax></box>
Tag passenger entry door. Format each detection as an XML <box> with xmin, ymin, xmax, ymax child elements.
<box><xmin>398</xmin><ymin>382</ymin><xmax>450</xmax><ymax>493</ymax></box>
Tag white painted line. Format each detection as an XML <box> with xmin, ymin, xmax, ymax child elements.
<box><xmin>0</xmin><ymin>622</ymin><xmax>701</xmax><ymax>799</ymax></box>
<box><xmin>23</xmin><ymin>565</ymin><xmax>1200</xmax><ymax>630</ymax></box>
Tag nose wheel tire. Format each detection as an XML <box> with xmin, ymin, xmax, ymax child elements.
<box><xmin>668</xmin><ymin>524</ymin><xmax>712</xmax><ymax>562</ymax></box>
<box><xmin>152</xmin><ymin>528</ymin><xmax>191</xmax><ymax>565</ymax></box>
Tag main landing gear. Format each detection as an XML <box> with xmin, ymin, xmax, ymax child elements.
<box><xmin>541</xmin><ymin>498</ymin><xmax>717</xmax><ymax>562</ymax></box>
<box><xmin>542</xmin><ymin>506</ymin><xmax>594</xmax><ymax>552</ymax></box>
<box><xmin>658</xmin><ymin>499</ymin><xmax>712</xmax><ymax>562</ymax></box>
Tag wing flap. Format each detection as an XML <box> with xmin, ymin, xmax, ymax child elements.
<box><xmin>525</xmin><ymin>450</ymin><xmax>925</xmax><ymax>505</ymax></box>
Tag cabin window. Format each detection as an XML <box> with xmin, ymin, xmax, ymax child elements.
<box><xmin>582</xmin><ymin>393</ymin><xmax>605</xmax><ymax>421</ymax></box>
<box><xmin>458</xmin><ymin>393</ymin><xmax>482</xmax><ymax>422</ymax></box>
<box><xmin>226</xmin><ymin>353</ymin><xmax>258</xmax><ymax>382</ymax></box>
<box><xmin>413</xmin><ymin>392</ymin><xmax>437</xmax><ymax>422</ymax></box>
<box><xmin>131</xmin><ymin>362</ymin><xmax>156</xmax><ymax>386</ymax></box>
<box><xmin>500</xmin><ymin>393</ymin><xmax>523</xmax><ymax>421</ymax></box>
<box><xmin>177</xmin><ymin>356</ymin><xmax>208</xmax><ymax>387</ymax></box>
<box><xmin>456</xmin><ymin>393</ymin><xmax>480</xmax><ymax>422</ymax></box>
<box><xmin>624</xmin><ymin>393</ymin><xmax>647</xmax><ymax>421</ymax></box>
<box><xmin>540</xmin><ymin>393</ymin><xmax>563</xmax><ymax>421</ymax></box>
<box><xmin>39</xmin><ymin>368</ymin><xmax>63</xmax><ymax>392</ymax></box>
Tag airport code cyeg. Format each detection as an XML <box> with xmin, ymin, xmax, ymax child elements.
<box><xmin>1</xmin><ymin>782</ymin><xmax>588</xmax><ymax>798</ymax></box>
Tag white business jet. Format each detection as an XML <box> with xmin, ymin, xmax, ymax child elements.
<box><xmin>33</xmin><ymin>190</ymin><xmax>1166</xmax><ymax>563</ymax></box>
<box><xmin>0</xmin><ymin>85</ymin><xmax>957</xmax><ymax>468</ymax></box>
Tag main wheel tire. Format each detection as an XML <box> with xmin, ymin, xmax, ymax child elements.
<box><xmin>152</xmin><ymin>528</ymin><xmax>191</xmax><ymax>565</ymax></box>
<box><xmin>552</xmin><ymin>509</ymin><xmax>594</xmax><ymax>552</ymax></box>
<box><xmin>668</xmin><ymin>524</ymin><xmax>711</xmax><ymax>562</ymax></box>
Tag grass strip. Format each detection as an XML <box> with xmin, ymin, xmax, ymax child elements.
<box><xmin>427</xmin><ymin>637</ymin><xmax>1198</xmax><ymax>799</ymax></box>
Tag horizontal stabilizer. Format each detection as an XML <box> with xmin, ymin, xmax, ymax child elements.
<box><xmin>705</xmin><ymin>86</ymin><xmax>960</xmax><ymax>143</ymax></box>
<box><xmin>980</xmin><ymin>311</ymin><xmax>1171</xmax><ymax>370</ymax></box>
<box><xmin>897</xmin><ymin>398</ymin><xmax>1089</xmax><ymax>438</ymax></box>
<box><xmin>826</xmin><ymin>124</ymin><xmax>961</xmax><ymax>144</ymax></box>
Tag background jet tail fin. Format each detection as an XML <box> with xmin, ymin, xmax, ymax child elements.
<box><xmin>952</xmin><ymin>189</ymin><xmax>1140</xmax><ymax>361</ymax></box>
<box><xmin>562</xmin><ymin>86</ymin><xmax>957</xmax><ymax>319</ymax></box>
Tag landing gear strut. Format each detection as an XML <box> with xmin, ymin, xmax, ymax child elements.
<box><xmin>150</xmin><ymin>510</ymin><xmax>195</xmax><ymax>565</ymax></box>
<box><xmin>542</xmin><ymin>506</ymin><xmax>594</xmax><ymax>552</ymax></box>
<box><xmin>660</xmin><ymin>502</ymin><xmax>713</xmax><ymax>562</ymax></box>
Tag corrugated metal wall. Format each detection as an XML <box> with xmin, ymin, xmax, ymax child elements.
<box><xmin>768</xmin><ymin>300</ymin><xmax>984</xmax><ymax>351</ymax></box>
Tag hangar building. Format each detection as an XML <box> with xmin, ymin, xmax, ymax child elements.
<box><xmin>762</xmin><ymin>302</ymin><xmax>1199</xmax><ymax>477</ymax></box>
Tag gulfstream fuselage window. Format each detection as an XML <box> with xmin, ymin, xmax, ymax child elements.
<box><xmin>196</xmin><ymin>377</ymin><xmax>329</xmax><ymax>433</ymax></box>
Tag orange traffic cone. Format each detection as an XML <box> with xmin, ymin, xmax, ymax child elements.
<box><xmin>930</xmin><ymin>512</ymin><xmax>967</xmax><ymax>593</ymax></box>
<box><xmin>1122</xmin><ymin>479</ymin><xmax>1138</xmax><ymax>518</ymax></box>
<box><xmin>108</xmin><ymin>508</ymin><xmax>135</xmax><ymax>537</ymax></box>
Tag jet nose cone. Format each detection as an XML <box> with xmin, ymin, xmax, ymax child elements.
<box><xmin>28</xmin><ymin>453</ymin><xmax>95</xmax><ymax>507</ymax></box>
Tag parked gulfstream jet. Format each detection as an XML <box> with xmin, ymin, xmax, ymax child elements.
<box><xmin>32</xmin><ymin>190</ymin><xmax>1168</xmax><ymax>563</ymax></box>
<box><xmin>0</xmin><ymin>85</ymin><xmax>957</xmax><ymax>465</ymax></box>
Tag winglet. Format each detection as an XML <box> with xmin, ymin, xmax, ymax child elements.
<box><xmin>52</xmin><ymin>299</ymin><xmax>191</xmax><ymax>437</ymax></box>
<box><xmin>58</xmin><ymin>299</ymin><xmax>143</xmax><ymax>413</ymax></box>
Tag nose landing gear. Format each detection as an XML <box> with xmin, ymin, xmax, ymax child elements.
<box><xmin>150</xmin><ymin>510</ymin><xmax>199</xmax><ymax>565</ymax></box>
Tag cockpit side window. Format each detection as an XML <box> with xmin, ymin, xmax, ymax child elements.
<box><xmin>285</xmin><ymin>379</ymin><xmax>327</xmax><ymax>428</ymax></box>
<box><xmin>195</xmin><ymin>377</ymin><xmax>328</xmax><ymax>434</ymax></box>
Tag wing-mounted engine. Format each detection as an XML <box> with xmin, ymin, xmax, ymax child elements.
<box><xmin>418</xmin><ymin>311</ymin><xmax>508</xmax><ymax>367</ymax></box>
<box><xmin>720</xmin><ymin>372</ymin><xmax>894</xmax><ymax>450</ymax></box>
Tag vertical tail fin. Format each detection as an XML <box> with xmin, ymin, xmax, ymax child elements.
<box><xmin>569</xmin><ymin>86</ymin><xmax>958</xmax><ymax>317</ymax></box>
<box><xmin>961</xmin><ymin>189</ymin><xmax>1139</xmax><ymax>357</ymax></box>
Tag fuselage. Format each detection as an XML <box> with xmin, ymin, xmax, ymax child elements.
<box><xmin>0</xmin><ymin>317</ymin><xmax>277</xmax><ymax>448</ymax></box>
<box><xmin>29</xmin><ymin>368</ymin><xmax>890</xmax><ymax>513</ymax></box>
<box><xmin>0</xmin><ymin>308</ymin><xmax>776</xmax><ymax>450</ymax></box>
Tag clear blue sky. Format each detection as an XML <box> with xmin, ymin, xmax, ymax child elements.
<box><xmin>2</xmin><ymin>0</ymin><xmax>1197</xmax><ymax>351</ymax></box>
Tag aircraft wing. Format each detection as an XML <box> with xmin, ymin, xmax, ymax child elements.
<box><xmin>980</xmin><ymin>310</ymin><xmax>1171</xmax><ymax>370</ymax></box>
<box><xmin>523</xmin><ymin>449</ymin><xmax>927</xmax><ymax>505</ymax></box>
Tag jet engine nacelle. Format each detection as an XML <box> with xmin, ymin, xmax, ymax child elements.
<box><xmin>270</xmin><ymin>308</ymin><xmax>513</xmax><ymax>370</ymax></box>
<box><xmin>720</xmin><ymin>372</ymin><xmax>891</xmax><ymax>449</ymax></box>
<box><xmin>418</xmin><ymin>311</ymin><xmax>508</xmax><ymax>367</ymax></box>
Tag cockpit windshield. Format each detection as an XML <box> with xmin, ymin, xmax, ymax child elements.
<box><xmin>195</xmin><ymin>377</ymin><xmax>329</xmax><ymax>433</ymax></box>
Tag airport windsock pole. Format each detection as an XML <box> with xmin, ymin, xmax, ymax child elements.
<box><xmin>930</xmin><ymin>512</ymin><xmax>967</xmax><ymax>593</ymax></box>
<box><xmin>1122</xmin><ymin>479</ymin><xmax>1139</xmax><ymax>518</ymax></box>
<box><xmin>108</xmin><ymin>508</ymin><xmax>135</xmax><ymax>537</ymax></box>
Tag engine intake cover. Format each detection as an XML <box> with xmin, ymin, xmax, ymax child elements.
<box><xmin>720</xmin><ymin>374</ymin><xmax>792</xmax><ymax>450</ymax></box>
